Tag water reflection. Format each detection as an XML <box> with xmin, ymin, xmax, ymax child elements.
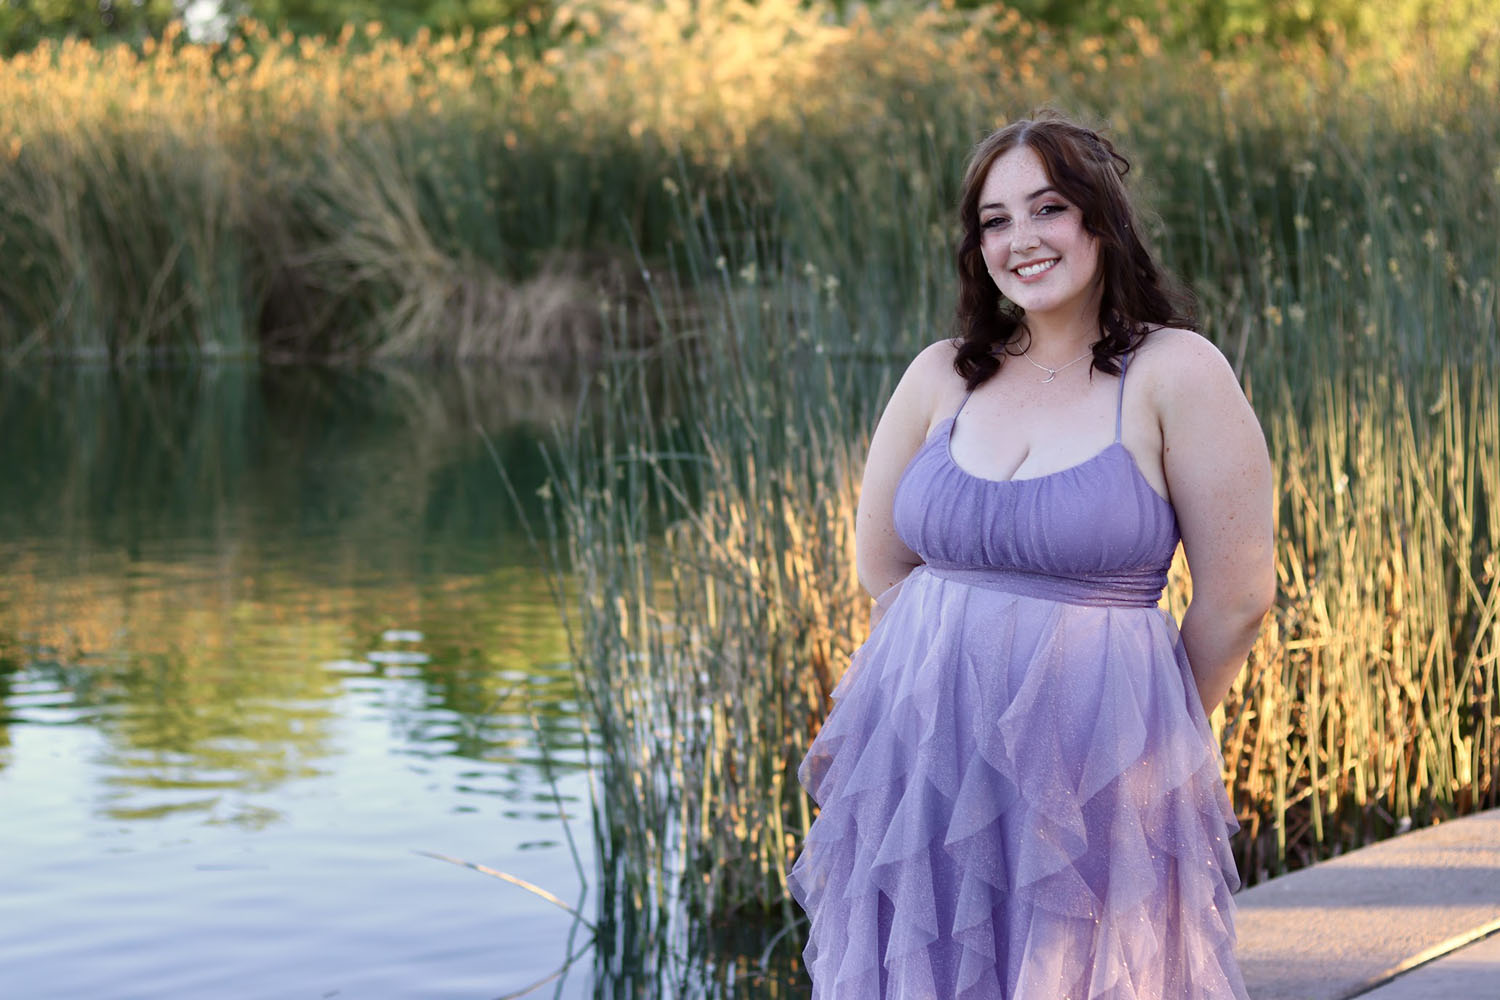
<box><xmin>0</xmin><ymin>363</ymin><xmax>584</xmax><ymax>782</ymax></box>
<box><xmin>0</xmin><ymin>364</ymin><xmax>595</xmax><ymax>998</ymax></box>
<box><xmin>0</xmin><ymin>362</ymin><xmax>816</xmax><ymax>998</ymax></box>
<box><xmin>0</xmin><ymin>364</ymin><xmax>571</xmax><ymax>558</ymax></box>
<box><xmin>584</xmin><ymin>913</ymin><xmax>813</xmax><ymax>1000</ymax></box>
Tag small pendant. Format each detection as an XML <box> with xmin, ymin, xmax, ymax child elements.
<box><xmin>1041</xmin><ymin>370</ymin><xmax>1058</xmax><ymax>383</ymax></box>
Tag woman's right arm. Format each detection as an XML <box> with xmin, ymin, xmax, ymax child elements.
<box><xmin>854</xmin><ymin>341</ymin><xmax>956</xmax><ymax>599</ymax></box>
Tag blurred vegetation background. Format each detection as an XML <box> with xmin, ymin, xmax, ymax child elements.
<box><xmin>4</xmin><ymin>0</ymin><xmax>1495</xmax><ymax>54</ymax></box>
<box><xmin>0</xmin><ymin>0</ymin><xmax>533</xmax><ymax>55</ymax></box>
<box><xmin>1</xmin><ymin>0</ymin><xmax>1495</xmax><ymax>362</ymax></box>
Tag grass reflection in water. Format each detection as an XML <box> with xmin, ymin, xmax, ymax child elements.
<box><xmin>0</xmin><ymin>364</ymin><xmax>607</xmax><ymax>999</ymax></box>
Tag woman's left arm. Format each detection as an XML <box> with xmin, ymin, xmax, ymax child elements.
<box><xmin>1153</xmin><ymin>333</ymin><xmax>1276</xmax><ymax>712</ymax></box>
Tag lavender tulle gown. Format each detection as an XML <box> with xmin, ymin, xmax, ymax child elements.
<box><xmin>788</xmin><ymin>357</ymin><xmax>1248</xmax><ymax>999</ymax></box>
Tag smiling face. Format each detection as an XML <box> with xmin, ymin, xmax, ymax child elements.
<box><xmin>976</xmin><ymin>144</ymin><xmax>1102</xmax><ymax>324</ymax></box>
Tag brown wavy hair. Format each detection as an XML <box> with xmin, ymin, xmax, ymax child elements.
<box><xmin>952</xmin><ymin>112</ymin><xmax>1197</xmax><ymax>389</ymax></box>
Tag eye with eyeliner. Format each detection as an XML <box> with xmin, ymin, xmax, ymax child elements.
<box><xmin>980</xmin><ymin>202</ymin><xmax>1067</xmax><ymax>231</ymax></box>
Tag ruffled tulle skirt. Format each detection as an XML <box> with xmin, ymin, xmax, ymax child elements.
<box><xmin>787</xmin><ymin>567</ymin><xmax>1248</xmax><ymax>1000</ymax></box>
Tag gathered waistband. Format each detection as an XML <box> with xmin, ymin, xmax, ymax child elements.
<box><xmin>920</xmin><ymin>563</ymin><xmax>1167</xmax><ymax>609</ymax></box>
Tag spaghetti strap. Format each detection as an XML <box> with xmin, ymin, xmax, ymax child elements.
<box><xmin>952</xmin><ymin>389</ymin><xmax>976</xmax><ymax>423</ymax></box>
<box><xmin>1114</xmin><ymin>352</ymin><xmax>1132</xmax><ymax>443</ymax></box>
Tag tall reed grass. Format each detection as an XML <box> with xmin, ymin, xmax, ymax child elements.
<box><xmin>544</xmin><ymin>206</ymin><xmax>881</xmax><ymax>991</ymax></box>
<box><xmin>2</xmin><ymin>0</ymin><xmax>1496</xmax><ymax>361</ymax></box>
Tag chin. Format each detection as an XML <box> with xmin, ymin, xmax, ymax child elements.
<box><xmin>1007</xmin><ymin>293</ymin><xmax>1073</xmax><ymax>315</ymax></box>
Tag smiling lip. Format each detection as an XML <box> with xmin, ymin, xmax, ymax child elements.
<box><xmin>1013</xmin><ymin>257</ymin><xmax>1059</xmax><ymax>280</ymax></box>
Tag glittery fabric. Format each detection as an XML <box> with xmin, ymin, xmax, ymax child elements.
<box><xmin>788</xmin><ymin>361</ymin><xmax>1247</xmax><ymax>999</ymax></box>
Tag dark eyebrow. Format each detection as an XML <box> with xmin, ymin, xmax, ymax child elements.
<box><xmin>978</xmin><ymin>186</ymin><xmax>1059</xmax><ymax>213</ymax></box>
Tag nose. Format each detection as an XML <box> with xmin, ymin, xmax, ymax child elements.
<box><xmin>1011</xmin><ymin>220</ymin><xmax>1040</xmax><ymax>252</ymax></box>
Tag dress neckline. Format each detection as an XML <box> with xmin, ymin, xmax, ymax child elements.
<box><xmin>935</xmin><ymin>416</ymin><xmax>1172</xmax><ymax>506</ymax></box>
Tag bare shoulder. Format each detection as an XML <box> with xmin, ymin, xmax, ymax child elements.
<box><xmin>889</xmin><ymin>338</ymin><xmax>968</xmax><ymax>429</ymax></box>
<box><xmin>905</xmin><ymin>337</ymin><xmax>964</xmax><ymax>387</ymax></box>
<box><xmin>1129</xmin><ymin>327</ymin><xmax>1245</xmax><ymax>416</ymax></box>
<box><xmin>1130</xmin><ymin>326</ymin><xmax>1234</xmax><ymax>377</ymax></box>
<box><xmin>1131</xmin><ymin>327</ymin><xmax>1267</xmax><ymax>500</ymax></box>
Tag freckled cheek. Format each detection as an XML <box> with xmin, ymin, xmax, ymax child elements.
<box><xmin>980</xmin><ymin>240</ymin><xmax>1008</xmax><ymax>273</ymax></box>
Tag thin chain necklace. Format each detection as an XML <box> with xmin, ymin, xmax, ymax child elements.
<box><xmin>1022</xmin><ymin>347</ymin><xmax>1093</xmax><ymax>383</ymax></box>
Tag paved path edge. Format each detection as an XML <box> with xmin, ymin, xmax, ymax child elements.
<box><xmin>1343</xmin><ymin>917</ymin><xmax>1500</xmax><ymax>999</ymax></box>
<box><xmin>1235</xmin><ymin>807</ymin><xmax>1500</xmax><ymax>1000</ymax></box>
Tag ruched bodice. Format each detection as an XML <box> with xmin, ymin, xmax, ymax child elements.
<box><xmin>891</xmin><ymin>417</ymin><xmax>1179</xmax><ymax>608</ymax></box>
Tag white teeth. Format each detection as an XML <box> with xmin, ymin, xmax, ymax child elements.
<box><xmin>1016</xmin><ymin>259</ymin><xmax>1057</xmax><ymax>278</ymax></box>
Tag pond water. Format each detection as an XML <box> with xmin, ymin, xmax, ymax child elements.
<box><xmin>0</xmin><ymin>366</ymin><xmax>599</xmax><ymax>999</ymax></box>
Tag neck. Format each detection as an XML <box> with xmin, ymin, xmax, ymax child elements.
<box><xmin>1018</xmin><ymin>305</ymin><xmax>1100</xmax><ymax>362</ymax></box>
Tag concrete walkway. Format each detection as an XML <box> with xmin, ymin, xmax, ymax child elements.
<box><xmin>1236</xmin><ymin>808</ymin><xmax>1500</xmax><ymax>1000</ymax></box>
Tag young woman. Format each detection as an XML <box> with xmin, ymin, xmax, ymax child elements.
<box><xmin>788</xmin><ymin>114</ymin><xmax>1274</xmax><ymax>999</ymax></box>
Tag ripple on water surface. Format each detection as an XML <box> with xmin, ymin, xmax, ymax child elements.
<box><xmin>0</xmin><ymin>366</ymin><xmax>594</xmax><ymax>999</ymax></box>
